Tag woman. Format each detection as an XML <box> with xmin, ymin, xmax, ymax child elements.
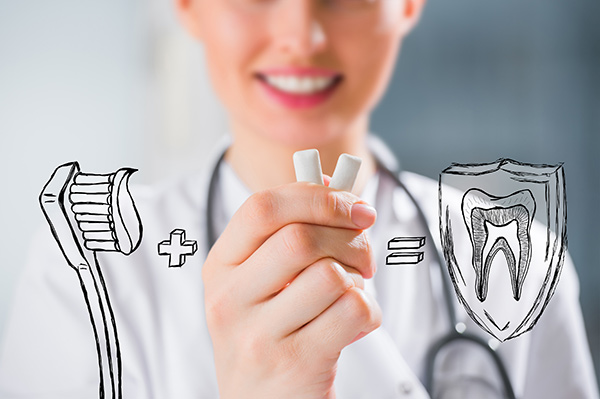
<box><xmin>0</xmin><ymin>0</ymin><xmax>597</xmax><ymax>398</ymax></box>
<box><xmin>178</xmin><ymin>0</ymin><xmax>422</xmax><ymax>396</ymax></box>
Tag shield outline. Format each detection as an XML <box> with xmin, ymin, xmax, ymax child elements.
<box><xmin>438</xmin><ymin>159</ymin><xmax>567</xmax><ymax>341</ymax></box>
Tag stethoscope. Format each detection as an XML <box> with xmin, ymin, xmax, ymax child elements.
<box><xmin>204</xmin><ymin>144</ymin><xmax>517</xmax><ymax>399</ymax></box>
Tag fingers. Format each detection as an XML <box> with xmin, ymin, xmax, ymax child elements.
<box><xmin>264</xmin><ymin>258</ymin><xmax>364</xmax><ymax>337</ymax></box>
<box><xmin>209</xmin><ymin>183</ymin><xmax>376</xmax><ymax>267</ymax></box>
<box><xmin>232</xmin><ymin>223</ymin><xmax>375</xmax><ymax>304</ymax></box>
<box><xmin>291</xmin><ymin>287</ymin><xmax>382</xmax><ymax>361</ymax></box>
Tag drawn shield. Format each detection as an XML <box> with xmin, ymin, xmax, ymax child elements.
<box><xmin>439</xmin><ymin>159</ymin><xmax>567</xmax><ymax>342</ymax></box>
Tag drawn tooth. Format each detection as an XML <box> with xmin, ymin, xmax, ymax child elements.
<box><xmin>462</xmin><ymin>189</ymin><xmax>536</xmax><ymax>301</ymax></box>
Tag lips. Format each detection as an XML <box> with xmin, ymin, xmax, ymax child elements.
<box><xmin>462</xmin><ymin>189</ymin><xmax>536</xmax><ymax>302</ymax></box>
<box><xmin>255</xmin><ymin>67</ymin><xmax>343</xmax><ymax>109</ymax></box>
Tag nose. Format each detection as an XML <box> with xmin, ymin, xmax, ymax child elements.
<box><xmin>269</xmin><ymin>1</ymin><xmax>328</xmax><ymax>58</ymax></box>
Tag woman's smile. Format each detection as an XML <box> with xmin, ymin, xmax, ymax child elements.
<box><xmin>255</xmin><ymin>67</ymin><xmax>344</xmax><ymax>109</ymax></box>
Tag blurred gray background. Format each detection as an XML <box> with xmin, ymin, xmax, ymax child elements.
<box><xmin>1</xmin><ymin>0</ymin><xmax>598</xmax><ymax>388</ymax></box>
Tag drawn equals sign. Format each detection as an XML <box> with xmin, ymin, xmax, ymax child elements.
<box><xmin>386</xmin><ymin>237</ymin><xmax>425</xmax><ymax>266</ymax></box>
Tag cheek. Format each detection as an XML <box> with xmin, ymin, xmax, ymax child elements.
<box><xmin>337</xmin><ymin>28</ymin><xmax>402</xmax><ymax>113</ymax></box>
<box><xmin>201</xmin><ymin>11</ymin><xmax>263</xmax><ymax>108</ymax></box>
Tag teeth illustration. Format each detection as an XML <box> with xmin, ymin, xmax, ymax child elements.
<box><xmin>462</xmin><ymin>189</ymin><xmax>536</xmax><ymax>302</ymax></box>
<box><xmin>440</xmin><ymin>158</ymin><xmax>567</xmax><ymax>341</ymax></box>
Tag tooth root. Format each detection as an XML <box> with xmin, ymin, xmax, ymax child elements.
<box><xmin>482</xmin><ymin>237</ymin><xmax>517</xmax><ymax>301</ymax></box>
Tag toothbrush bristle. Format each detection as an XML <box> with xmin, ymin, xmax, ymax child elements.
<box><xmin>70</xmin><ymin>172</ymin><xmax>120</xmax><ymax>252</ymax></box>
<box><xmin>69</xmin><ymin>168</ymin><xmax>142</xmax><ymax>255</ymax></box>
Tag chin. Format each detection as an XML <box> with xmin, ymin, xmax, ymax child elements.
<box><xmin>260</xmin><ymin>121</ymin><xmax>347</xmax><ymax>149</ymax></box>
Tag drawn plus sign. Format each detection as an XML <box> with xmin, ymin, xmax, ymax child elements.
<box><xmin>158</xmin><ymin>229</ymin><xmax>198</xmax><ymax>268</ymax></box>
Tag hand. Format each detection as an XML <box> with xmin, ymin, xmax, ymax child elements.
<box><xmin>202</xmin><ymin>181</ymin><xmax>381</xmax><ymax>399</ymax></box>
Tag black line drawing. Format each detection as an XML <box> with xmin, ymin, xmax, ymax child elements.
<box><xmin>439</xmin><ymin>159</ymin><xmax>567</xmax><ymax>342</ymax></box>
<box><xmin>39</xmin><ymin>162</ymin><xmax>143</xmax><ymax>399</ymax></box>
<box><xmin>386</xmin><ymin>236</ymin><xmax>425</xmax><ymax>265</ymax></box>
<box><xmin>158</xmin><ymin>229</ymin><xmax>198</xmax><ymax>267</ymax></box>
<box><xmin>462</xmin><ymin>188</ymin><xmax>536</xmax><ymax>302</ymax></box>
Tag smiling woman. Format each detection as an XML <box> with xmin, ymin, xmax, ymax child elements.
<box><xmin>0</xmin><ymin>0</ymin><xmax>598</xmax><ymax>398</ymax></box>
<box><xmin>175</xmin><ymin>0</ymin><xmax>418</xmax><ymax>173</ymax></box>
<box><xmin>255</xmin><ymin>68</ymin><xmax>343</xmax><ymax>109</ymax></box>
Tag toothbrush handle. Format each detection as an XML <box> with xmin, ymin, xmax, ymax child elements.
<box><xmin>77</xmin><ymin>253</ymin><xmax>122</xmax><ymax>399</ymax></box>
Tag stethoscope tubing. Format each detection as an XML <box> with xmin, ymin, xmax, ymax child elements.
<box><xmin>423</xmin><ymin>331</ymin><xmax>516</xmax><ymax>398</ymax></box>
<box><xmin>206</xmin><ymin>149</ymin><xmax>227</xmax><ymax>252</ymax></box>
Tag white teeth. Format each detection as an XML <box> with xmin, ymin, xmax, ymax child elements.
<box><xmin>263</xmin><ymin>75</ymin><xmax>337</xmax><ymax>94</ymax></box>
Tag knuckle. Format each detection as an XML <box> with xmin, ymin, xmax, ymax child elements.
<box><xmin>241</xmin><ymin>328</ymin><xmax>285</xmax><ymax>370</ymax></box>
<box><xmin>350</xmin><ymin>271</ymin><xmax>365</xmax><ymax>290</ymax></box>
<box><xmin>279</xmin><ymin>335</ymin><xmax>308</xmax><ymax>369</ymax></box>
<box><xmin>322</xmin><ymin>190</ymin><xmax>352</xmax><ymax>221</ymax></box>
<box><xmin>246</xmin><ymin>190</ymin><xmax>277</xmax><ymax>227</ymax></box>
<box><xmin>314</xmin><ymin>259</ymin><xmax>352</xmax><ymax>294</ymax></box>
<box><xmin>323</xmin><ymin>190</ymin><xmax>340</xmax><ymax>217</ymax></box>
<box><xmin>281</xmin><ymin>223</ymin><xmax>314</xmax><ymax>257</ymax></box>
<box><xmin>362</xmin><ymin>234</ymin><xmax>376</xmax><ymax>265</ymax></box>
<box><xmin>344</xmin><ymin>288</ymin><xmax>381</xmax><ymax>329</ymax></box>
<box><xmin>349</xmin><ymin>232</ymin><xmax>376</xmax><ymax>276</ymax></box>
<box><xmin>242</xmin><ymin>330</ymin><xmax>269</xmax><ymax>359</ymax></box>
<box><xmin>353</xmin><ymin>231</ymin><xmax>370</xmax><ymax>252</ymax></box>
<box><xmin>204</xmin><ymin>290</ymin><xmax>232</xmax><ymax>329</ymax></box>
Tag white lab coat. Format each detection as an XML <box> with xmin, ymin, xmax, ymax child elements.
<box><xmin>0</xmin><ymin>136</ymin><xmax>597</xmax><ymax>399</ymax></box>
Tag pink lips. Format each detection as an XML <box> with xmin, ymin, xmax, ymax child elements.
<box><xmin>256</xmin><ymin>67</ymin><xmax>343</xmax><ymax>109</ymax></box>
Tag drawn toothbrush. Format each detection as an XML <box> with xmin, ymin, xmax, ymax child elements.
<box><xmin>40</xmin><ymin>162</ymin><xmax>143</xmax><ymax>399</ymax></box>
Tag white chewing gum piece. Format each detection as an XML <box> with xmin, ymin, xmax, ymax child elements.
<box><xmin>329</xmin><ymin>153</ymin><xmax>362</xmax><ymax>192</ymax></box>
<box><xmin>293</xmin><ymin>149</ymin><xmax>324</xmax><ymax>185</ymax></box>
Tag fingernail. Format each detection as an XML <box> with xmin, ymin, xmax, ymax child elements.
<box><xmin>351</xmin><ymin>203</ymin><xmax>377</xmax><ymax>229</ymax></box>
